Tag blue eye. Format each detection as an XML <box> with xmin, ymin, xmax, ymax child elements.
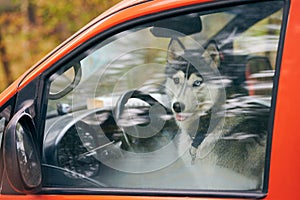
<box><xmin>173</xmin><ymin>77</ymin><xmax>180</xmax><ymax>84</ymax></box>
<box><xmin>193</xmin><ymin>80</ymin><xmax>202</xmax><ymax>87</ymax></box>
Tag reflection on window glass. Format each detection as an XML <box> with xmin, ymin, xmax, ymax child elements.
<box><xmin>0</xmin><ymin>106</ymin><xmax>11</xmax><ymax>150</ymax></box>
<box><xmin>43</xmin><ymin>1</ymin><xmax>284</xmax><ymax>193</ymax></box>
<box><xmin>0</xmin><ymin>117</ymin><xmax>5</xmax><ymax>149</ymax></box>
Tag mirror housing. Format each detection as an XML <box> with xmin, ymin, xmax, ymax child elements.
<box><xmin>49</xmin><ymin>62</ymin><xmax>82</xmax><ymax>100</ymax></box>
<box><xmin>3</xmin><ymin>112</ymin><xmax>42</xmax><ymax>194</ymax></box>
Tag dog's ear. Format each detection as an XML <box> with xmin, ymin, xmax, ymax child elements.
<box><xmin>167</xmin><ymin>39</ymin><xmax>185</xmax><ymax>63</ymax></box>
<box><xmin>203</xmin><ymin>41</ymin><xmax>220</xmax><ymax>68</ymax></box>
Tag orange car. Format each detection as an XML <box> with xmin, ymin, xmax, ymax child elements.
<box><xmin>0</xmin><ymin>0</ymin><xmax>298</xmax><ymax>199</ymax></box>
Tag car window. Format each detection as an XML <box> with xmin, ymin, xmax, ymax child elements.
<box><xmin>0</xmin><ymin>117</ymin><xmax>5</xmax><ymax>148</ymax></box>
<box><xmin>42</xmin><ymin>1</ymin><xmax>284</xmax><ymax>196</ymax></box>
<box><xmin>0</xmin><ymin>117</ymin><xmax>4</xmax><ymax>192</ymax></box>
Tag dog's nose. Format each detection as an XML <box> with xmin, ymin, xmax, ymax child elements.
<box><xmin>173</xmin><ymin>102</ymin><xmax>185</xmax><ymax>113</ymax></box>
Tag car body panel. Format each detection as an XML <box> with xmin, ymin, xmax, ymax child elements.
<box><xmin>1</xmin><ymin>0</ymin><xmax>300</xmax><ymax>199</ymax></box>
<box><xmin>267</xmin><ymin>0</ymin><xmax>300</xmax><ymax>199</ymax></box>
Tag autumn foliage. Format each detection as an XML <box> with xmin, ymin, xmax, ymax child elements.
<box><xmin>0</xmin><ymin>0</ymin><xmax>121</xmax><ymax>91</ymax></box>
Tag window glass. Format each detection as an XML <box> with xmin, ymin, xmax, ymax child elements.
<box><xmin>0</xmin><ymin>105</ymin><xmax>12</xmax><ymax>192</ymax></box>
<box><xmin>43</xmin><ymin>1</ymin><xmax>284</xmax><ymax>193</ymax></box>
<box><xmin>0</xmin><ymin>105</ymin><xmax>11</xmax><ymax>151</ymax></box>
<box><xmin>0</xmin><ymin>117</ymin><xmax>5</xmax><ymax>148</ymax></box>
<box><xmin>0</xmin><ymin>116</ymin><xmax>4</xmax><ymax>192</ymax></box>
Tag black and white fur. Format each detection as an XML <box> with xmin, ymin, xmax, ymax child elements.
<box><xmin>165</xmin><ymin>39</ymin><xmax>267</xmax><ymax>188</ymax></box>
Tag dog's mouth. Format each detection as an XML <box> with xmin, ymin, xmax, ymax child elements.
<box><xmin>175</xmin><ymin>113</ymin><xmax>192</xmax><ymax>121</ymax></box>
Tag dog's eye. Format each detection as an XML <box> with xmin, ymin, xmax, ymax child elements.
<box><xmin>193</xmin><ymin>80</ymin><xmax>203</xmax><ymax>87</ymax></box>
<box><xmin>173</xmin><ymin>77</ymin><xmax>180</xmax><ymax>84</ymax></box>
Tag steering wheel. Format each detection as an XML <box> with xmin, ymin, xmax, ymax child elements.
<box><xmin>114</xmin><ymin>90</ymin><xmax>171</xmax><ymax>151</ymax></box>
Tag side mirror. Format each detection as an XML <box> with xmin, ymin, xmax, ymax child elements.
<box><xmin>49</xmin><ymin>62</ymin><xmax>82</xmax><ymax>100</ymax></box>
<box><xmin>3</xmin><ymin>112</ymin><xmax>42</xmax><ymax>193</ymax></box>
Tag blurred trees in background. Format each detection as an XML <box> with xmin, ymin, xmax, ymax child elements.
<box><xmin>0</xmin><ymin>0</ymin><xmax>121</xmax><ymax>91</ymax></box>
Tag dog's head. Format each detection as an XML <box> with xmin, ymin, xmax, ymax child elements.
<box><xmin>165</xmin><ymin>39</ymin><xmax>221</xmax><ymax>125</ymax></box>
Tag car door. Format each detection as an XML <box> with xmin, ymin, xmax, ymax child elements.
<box><xmin>0</xmin><ymin>0</ymin><xmax>288</xmax><ymax>199</ymax></box>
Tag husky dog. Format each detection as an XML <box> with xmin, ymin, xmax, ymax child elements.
<box><xmin>165</xmin><ymin>39</ymin><xmax>267</xmax><ymax>187</ymax></box>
